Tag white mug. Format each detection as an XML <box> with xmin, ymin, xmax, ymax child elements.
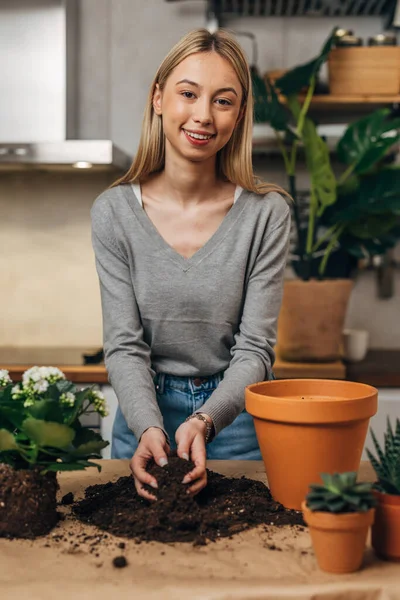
<box><xmin>342</xmin><ymin>329</ymin><xmax>369</xmax><ymax>362</ymax></box>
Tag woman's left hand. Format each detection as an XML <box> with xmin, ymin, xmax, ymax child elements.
<box><xmin>175</xmin><ymin>417</ymin><xmax>210</xmax><ymax>496</ymax></box>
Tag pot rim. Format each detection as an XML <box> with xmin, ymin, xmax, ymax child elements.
<box><xmin>373</xmin><ymin>490</ymin><xmax>400</xmax><ymax>506</ymax></box>
<box><xmin>301</xmin><ymin>501</ymin><xmax>375</xmax><ymax>530</ymax></box>
<box><xmin>245</xmin><ymin>379</ymin><xmax>377</xmax><ymax>424</ymax></box>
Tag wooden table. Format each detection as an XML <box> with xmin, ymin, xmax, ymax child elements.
<box><xmin>1</xmin><ymin>460</ymin><xmax>399</xmax><ymax>600</ymax></box>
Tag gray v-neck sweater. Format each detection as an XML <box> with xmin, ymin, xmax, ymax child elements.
<box><xmin>91</xmin><ymin>184</ymin><xmax>291</xmax><ymax>441</ymax></box>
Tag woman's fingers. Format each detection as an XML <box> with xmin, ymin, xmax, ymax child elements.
<box><xmin>181</xmin><ymin>432</ymin><xmax>207</xmax><ymax>493</ymax></box>
<box><xmin>130</xmin><ymin>427</ymin><xmax>170</xmax><ymax>501</ymax></box>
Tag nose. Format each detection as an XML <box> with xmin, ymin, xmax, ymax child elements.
<box><xmin>192</xmin><ymin>97</ymin><xmax>213</xmax><ymax>126</ymax></box>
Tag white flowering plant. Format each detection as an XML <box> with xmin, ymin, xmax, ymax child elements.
<box><xmin>0</xmin><ymin>367</ymin><xmax>109</xmax><ymax>472</ymax></box>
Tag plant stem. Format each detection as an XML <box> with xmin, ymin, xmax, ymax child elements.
<box><xmin>312</xmin><ymin>223</ymin><xmax>340</xmax><ymax>253</ymax></box>
<box><xmin>297</xmin><ymin>76</ymin><xmax>316</xmax><ymax>137</ymax></box>
<box><xmin>306</xmin><ymin>186</ymin><xmax>317</xmax><ymax>254</ymax></box>
<box><xmin>273</xmin><ymin>129</ymin><xmax>291</xmax><ymax>173</ymax></box>
<box><xmin>338</xmin><ymin>163</ymin><xmax>355</xmax><ymax>186</ymax></box>
<box><xmin>318</xmin><ymin>224</ymin><xmax>345</xmax><ymax>276</ymax></box>
<box><xmin>288</xmin><ymin>174</ymin><xmax>304</xmax><ymax>257</ymax></box>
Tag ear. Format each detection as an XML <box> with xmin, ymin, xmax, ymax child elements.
<box><xmin>153</xmin><ymin>83</ymin><xmax>162</xmax><ymax>116</ymax></box>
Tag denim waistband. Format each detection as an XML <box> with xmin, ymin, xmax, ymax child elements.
<box><xmin>154</xmin><ymin>372</ymin><xmax>224</xmax><ymax>395</ymax></box>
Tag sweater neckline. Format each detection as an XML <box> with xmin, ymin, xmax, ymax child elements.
<box><xmin>118</xmin><ymin>183</ymin><xmax>249</xmax><ymax>271</ymax></box>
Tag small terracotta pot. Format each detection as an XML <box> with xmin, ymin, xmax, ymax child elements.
<box><xmin>371</xmin><ymin>491</ymin><xmax>400</xmax><ymax>561</ymax></box>
<box><xmin>276</xmin><ymin>279</ymin><xmax>353</xmax><ymax>362</ymax></box>
<box><xmin>302</xmin><ymin>502</ymin><xmax>375</xmax><ymax>573</ymax></box>
<box><xmin>245</xmin><ymin>379</ymin><xmax>377</xmax><ymax>509</ymax></box>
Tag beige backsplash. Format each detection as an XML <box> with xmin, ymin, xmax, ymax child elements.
<box><xmin>1</xmin><ymin>169</ymin><xmax>399</xmax><ymax>350</ymax></box>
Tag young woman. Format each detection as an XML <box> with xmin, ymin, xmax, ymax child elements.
<box><xmin>91</xmin><ymin>28</ymin><xmax>291</xmax><ymax>501</ymax></box>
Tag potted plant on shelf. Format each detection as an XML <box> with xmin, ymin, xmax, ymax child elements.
<box><xmin>301</xmin><ymin>471</ymin><xmax>376</xmax><ymax>573</ymax></box>
<box><xmin>261</xmin><ymin>28</ymin><xmax>400</xmax><ymax>362</ymax></box>
<box><xmin>367</xmin><ymin>417</ymin><xmax>400</xmax><ymax>561</ymax></box>
<box><xmin>0</xmin><ymin>367</ymin><xmax>109</xmax><ymax>539</ymax></box>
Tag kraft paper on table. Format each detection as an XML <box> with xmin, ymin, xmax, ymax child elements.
<box><xmin>1</xmin><ymin>460</ymin><xmax>399</xmax><ymax>600</ymax></box>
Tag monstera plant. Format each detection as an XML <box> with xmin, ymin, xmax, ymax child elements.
<box><xmin>263</xmin><ymin>27</ymin><xmax>400</xmax><ymax>281</ymax></box>
<box><xmin>261</xmin><ymin>28</ymin><xmax>400</xmax><ymax>362</ymax></box>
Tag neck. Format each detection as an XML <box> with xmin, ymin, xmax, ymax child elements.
<box><xmin>158</xmin><ymin>144</ymin><xmax>224</xmax><ymax>207</ymax></box>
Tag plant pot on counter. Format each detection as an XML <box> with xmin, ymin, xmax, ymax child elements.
<box><xmin>0</xmin><ymin>464</ymin><xmax>59</xmax><ymax>538</ymax></box>
<box><xmin>371</xmin><ymin>491</ymin><xmax>400</xmax><ymax>562</ymax></box>
<box><xmin>245</xmin><ymin>379</ymin><xmax>378</xmax><ymax>510</ymax></box>
<box><xmin>276</xmin><ymin>279</ymin><xmax>353</xmax><ymax>363</ymax></box>
<box><xmin>302</xmin><ymin>502</ymin><xmax>375</xmax><ymax>573</ymax></box>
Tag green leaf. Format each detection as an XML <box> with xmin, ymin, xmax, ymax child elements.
<box><xmin>302</xmin><ymin>117</ymin><xmax>337</xmax><ymax>216</ymax></box>
<box><xmin>22</xmin><ymin>418</ymin><xmax>75</xmax><ymax>448</ymax></box>
<box><xmin>26</xmin><ymin>398</ymin><xmax>66</xmax><ymax>423</ymax></box>
<box><xmin>275</xmin><ymin>27</ymin><xmax>338</xmax><ymax>96</ymax></box>
<box><xmin>0</xmin><ymin>429</ymin><xmax>18</xmax><ymax>451</ymax></box>
<box><xmin>337</xmin><ymin>109</ymin><xmax>400</xmax><ymax>174</ymax></box>
<box><xmin>263</xmin><ymin>77</ymin><xmax>292</xmax><ymax>132</ymax></box>
<box><xmin>70</xmin><ymin>428</ymin><xmax>109</xmax><ymax>457</ymax></box>
<box><xmin>42</xmin><ymin>460</ymin><xmax>101</xmax><ymax>473</ymax></box>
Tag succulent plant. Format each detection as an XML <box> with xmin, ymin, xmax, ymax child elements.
<box><xmin>306</xmin><ymin>472</ymin><xmax>376</xmax><ymax>513</ymax></box>
<box><xmin>367</xmin><ymin>417</ymin><xmax>400</xmax><ymax>495</ymax></box>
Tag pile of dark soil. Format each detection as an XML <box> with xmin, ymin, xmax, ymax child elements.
<box><xmin>0</xmin><ymin>464</ymin><xmax>59</xmax><ymax>539</ymax></box>
<box><xmin>72</xmin><ymin>457</ymin><xmax>304</xmax><ymax>545</ymax></box>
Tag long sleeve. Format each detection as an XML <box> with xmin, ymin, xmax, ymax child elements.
<box><xmin>198</xmin><ymin>206</ymin><xmax>291</xmax><ymax>435</ymax></box>
<box><xmin>91</xmin><ymin>199</ymin><xmax>166</xmax><ymax>441</ymax></box>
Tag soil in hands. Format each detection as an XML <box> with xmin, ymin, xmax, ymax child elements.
<box><xmin>72</xmin><ymin>457</ymin><xmax>304</xmax><ymax>545</ymax></box>
<box><xmin>0</xmin><ymin>464</ymin><xmax>59</xmax><ymax>539</ymax></box>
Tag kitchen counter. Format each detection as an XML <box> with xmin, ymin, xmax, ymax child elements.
<box><xmin>1</xmin><ymin>459</ymin><xmax>399</xmax><ymax>600</ymax></box>
<box><xmin>1</xmin><ymin>348</ymin><xmax>399</xmax><ymax>387</ymax></box>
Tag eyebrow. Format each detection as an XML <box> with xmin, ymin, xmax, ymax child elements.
<box><xmin>175</xmin><ymin>78</ymin><xmax>238</xmax><ymax>97</ymax></box>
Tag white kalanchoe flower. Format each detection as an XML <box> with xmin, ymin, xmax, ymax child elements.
<box><xmin>0</xmin><ymin>369</ymin><xmax>12</xmax><ymax>387</ymax></box>
<box><xmin>60</xmin><ymin>391</ymin><xmax>76</xmax><ymax>407</ymax></box>
<box><xmin>22</xmin><ymin>366</ymin><xmax>66</xmax><ymax>389</ymax></box>
<box><xmin>11</xmin><ymin>384</ymin><xmax>24</xmax><ymax>400</ymax></box>
<box><xmin>23</xmin><ymin>398</ymin><xmax>35</xmax><ymax>407</ymax></box>
<box><xmin>89</xmin><ymin>389</ymin><xmax>109</xmax><ymax>417</ymax></box>
<box><xmin>33</xmin><ymin>379</ymin><xmax>49</xmax><ymax>393</ymax></box>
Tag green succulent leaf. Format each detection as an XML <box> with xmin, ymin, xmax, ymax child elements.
<box><xmin>337</xmin><ymin>109</ymin><xmax>400</xmax><ymax>174</ymax></box>
<box><xmin>22</xmin><ymin>417</ymin><xmax>75</xmax><ymax>449</ymax></box>
<box><xmin>0</xmin><ymin>429</ymin><xmax>18</xmax><ymax>451</ymax></box>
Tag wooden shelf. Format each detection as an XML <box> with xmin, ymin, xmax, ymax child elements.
<box><xmin>298</xmin><ymin>94</ymin><xmax>400</xmax><ymax>106</ymax></box>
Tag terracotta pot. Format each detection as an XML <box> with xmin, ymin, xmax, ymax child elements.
<box><xmin>302</xmin><ymin>502</ymin><xmax>375</xmax><ymax>573</ymax></box>
<box><xmin>0</xmin><ymin>464</ymin><xmax>59</xmax><ymax>538</ymax></box>
<box><xmin>276</xmin><ymin>279</ymin><xmax>353</xmax><ymax>362</ymax></box>
<box><xmin>245</xmin><ymin>379</ymin><xmax>377</xmax><ymax>509</ymax></box>
<box><xmin>371</xmin><ymin>491</ymin><xmax>400</xmax><ymax>561</ymax></box>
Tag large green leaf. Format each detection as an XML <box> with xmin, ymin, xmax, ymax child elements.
<box><xmin>337</xmin><ymin>109</ymin><xmax>400</xmax><ymax>174</ymax></box>
<box><xmin>43</xmin><ymin>460</ymin><xmax>101</xmax><ymax>473</ymax></box>
<box><xmin>263</xmin><ymin>77</ymin><xmax>291</xmax><ymax>132</ymax></box>
<box><xmin>27</xmin><ymin>398</ymin><xmax>65</xmax><ymax>423</ymax></box>
<box><xmin>0</xmin><ymin>429</ymin><xmax>18</xmax><ymax>451</ymax></box>
<box><xmin>70</xmin><ymin>427</ymin><xmax>109</xmax><ymax>457</ymax></box>
<box><xmin>22</xmin><ymin>417</ymin><xmax>75</xmax><ymax>448</ymax></box>
<box><xmin>275</xmin><ymin>27</ymin><xmax>338</xmax><ymax>96</ymax></box>
<box><xmin>302</xmin><ymin>117</ymin><xmax>336</xmax><ymax>216</ymax></box>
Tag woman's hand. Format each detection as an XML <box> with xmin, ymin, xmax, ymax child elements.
<box><xmin>175</xmin><ymin>415</ymin><xmax>211</xmax><ymax>496</ymax></box>
<box><xmin>130</xmin><ymin>427</ymin><xmax>170</xmax><ymax>501</ymax></box>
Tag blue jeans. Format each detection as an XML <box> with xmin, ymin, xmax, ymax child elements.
<box><xmin>111</xmin><ymin>371</ymin><xmax>263</xmax><ymax>460</ymax></box>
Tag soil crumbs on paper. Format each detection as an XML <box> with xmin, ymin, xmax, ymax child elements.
<box><xmin>72</xmin><ymin>457</ymin><xmax>304</xmax><ymax>545</ymax></box>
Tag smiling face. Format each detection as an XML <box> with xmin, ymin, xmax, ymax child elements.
<box><xmin>153</xmin><ymin>52</ymin><xmax>244</xmax><ymax>164</ymax></box>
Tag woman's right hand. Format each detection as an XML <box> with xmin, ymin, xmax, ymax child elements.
<box><xmin>130</xmin><ymin>427</ymin><xmax>170</xmax><ymax>501</ymax></box>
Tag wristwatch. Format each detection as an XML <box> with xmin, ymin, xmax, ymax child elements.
<box><xmin>185</xmin><ymin>413</ymin><xmax>214</xmax><ymax>444</ymax></box>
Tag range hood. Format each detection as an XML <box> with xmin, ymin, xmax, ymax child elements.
<box><xmin>0</xmin><ymin>0</ymin><xmax>132</xmax><ymax>172</ymax></box>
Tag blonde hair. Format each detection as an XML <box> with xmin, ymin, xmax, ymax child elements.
<box><xmin>112</xmin><ymin>28</ymin><xmax>286</xmax><ymax>197</ymax></box>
